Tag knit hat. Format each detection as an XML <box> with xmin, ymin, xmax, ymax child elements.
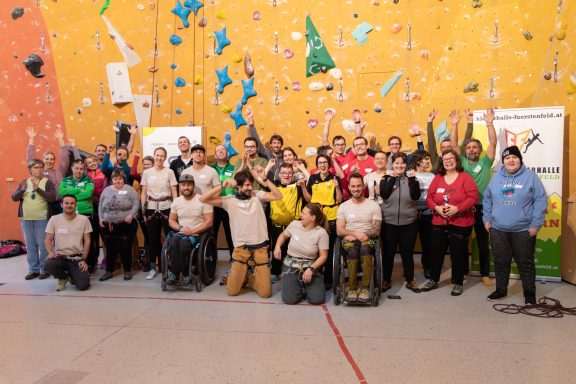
<box><xmin>501</xmin><ymin>145</ymin><xmax>522</xmax><ymax>163</ymax></box>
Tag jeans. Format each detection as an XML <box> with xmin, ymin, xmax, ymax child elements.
<box><xmin>21</xmin><ymin>219</ymin><xmax>48</xmax><ymax>273</ymax></box>
<box><xmin>44</xmin><ymin>257</ymin><xmax>90</xmax><ymax>290</ymax></box>
<box><xmin>101</xmin><ymin>221</ymin><xmax>138</xmax><ymax>273</ymax></box>
<box><xmin>417</xmin><ymin>212</ymin><xmax>433</xmax><ymax>271</ymax></box>
<box><xmin>227</xmin><ymin>245</ymin><xmax>271</xmax><ymax>298</ymax></box>
<box><xmin>383</xmin><ymin>221</ymin><xmax>418</xmax><ymax>283</ymax></box>
<box><xmin>489</xmin><ymin>229</ymin><xmax>536</xmax><ymax>296</ymax></box>
<box><xmin>429</xmin><ymin>225</ymin><xmax>473</xmax><ymax>285</ymax></box>
<box><xmin>281</xmin><ymin>265</ymin><xmax>325</xmax><ymax>305</ymax></box>
<box><xmin>213</xmin><ymin>207</ymin><xmax>233</xmax><ymax>258</ymax></box>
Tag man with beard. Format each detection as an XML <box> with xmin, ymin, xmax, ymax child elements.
<box><xmin>180</xmin><ymin>144</ymin><xmax>220</xmax><ymax>194</ymax></box>
<box><xmin>166</xmin><ymin>174</ymin><xmax>214</xmax><ymax>286</ymax></box>
<box><xmin>210</xmin><ymin>144</ymin><xmax>235</xmax><ymax>259</ymax></box>
<box><xmin>336</xmin><ymin>173</ymin><xmax>382</xmax><ymax>302</ymax></box>
<box><xmin>450</xmin><ymin>107</ymin><xmax>497</xmax><ymax>286</ymax></box>
<box><xmin>94</xmin><ymin>144</ymin><xmax>108</xmax><ymax>167</ymax></box>
<box><xmin>233</xmin><ymin>137</ymin><xmax>268</xmax><ymax>190</ymax></box>
<box><xmin>201</xmin><ymin>170</ymin><xmax>282</xmax><ymax>298</ymax></box>
<box><xmin>245</xmin><ymin>108</ymin><xmax>283</xmax><ymax>181</ymax></box>
<box><xmin>169</xmin><ymin>136</ymin><xmax>193</xmax><ymax>182</ymax></box>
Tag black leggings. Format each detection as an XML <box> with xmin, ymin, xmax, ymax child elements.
<box><xmin>145</xmin><ymin>210</ymin><xmax>171</xmax><ymax>269</ymax></box>
<box><xmin>101</xmin><ymin>221</ymin><xmax>138</xmax><ymax>273</ymax></box>
<box><xmin>383</xmin><ymin>221</ymin><xmax>418</xmax><ymax>283</ymax></box>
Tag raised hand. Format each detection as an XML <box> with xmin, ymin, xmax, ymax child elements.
<box><xmin>448</xmin><ymin>109</ymin><xmax>461</xmax><ymax>126</ymax></box>
<box><xmin>484</xmin><ymin>107</ymin><xmax>495</xmax><ymax>125</ymax></box>
<box><xmin>464</xmin><ymin>108</ymin><xmax>473</xmax><ymax>123</ymax></box>
<box><xmin>324</xmin><ymin>108</ymin><xmax>336</xmax><ymax>121</ymax></box>
<box><xmin>408</xmin><ymin>122</ymin><xmax>422</xmax><ymax>137</ymax></box>
<box><xmin>107</xmin><ymin>144</ymin><xmax>116</xmax><ymax>154</ymax></box>
<box><xmin>352</xmin><ymin>109</ymin><xmax>361</xmax><ymax>122</ymax></box>
<box><xmin>128</xmin><ymin>124</ymin><xmax>138</xmax><ymax>135</ymax></box>
<box><xmin>427</xmin><ymin>109</ymin><xmax>438</xmax><ymax>123</ymax></box>
<box><xmin>25</xmin><ymin>126</ymin><xmax>37</xmax><ymax>139</ymax></box>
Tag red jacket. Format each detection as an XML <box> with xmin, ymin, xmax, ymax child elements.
<box><xmin>426</xmin><ymin>172</ymin><xmax>478</xmax><ymax>227</ymax></box>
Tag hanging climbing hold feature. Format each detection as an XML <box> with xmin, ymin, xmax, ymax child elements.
<box><xmin>23</xmin><ymin>54</ymin><xmax>45</xmax><ymax>78</ymax></box>
<box><xmin>380</xmin><ymin>71</ymin><xmax>403</xmax><ymax>97</ymax></box>
<box><xmin>175</xmin><ymin>77</ymin><xmax>186</xmax><ymax>87</ymax></box>
<box><xmin>244</xmin><ymin>53</ymin><xmax>254</xmax><ymax>78</ymax></box>
<box><xmin>215</xmin><ymin>65</ymin><xmax>232</xmax><ymax>93</ymax></box>
<box><xmin>240</xmin><ymin>77</ymin><xmax>257</xmax><ymax>105</ymax></box>
<box><xmin>305</xmin><ymin>15</ymin><xmax>336</xmax><ymax>78</ymax></box>
<box><xmin>11</xmin><ymin>7</ymin><xmax>25</xmax><ymax>20</ymax></box>
<box><xmin>223</xmin><ymin>132</ymin><xmax>238</xmax><ymax>158</ymax></box>
<box><xmin>172</xmin><ymin>0</ymin><xmax>192</xmax><ymax>28</ymax></box>
<box><xmin>183</xmin><ymin>0</ymin><xmax>204</xmax><ymax>16</ymax></box>
<box><xmin>214</xmin><ymin>27</ymin><xmax>231</xmax><ymax>55</ymax></box>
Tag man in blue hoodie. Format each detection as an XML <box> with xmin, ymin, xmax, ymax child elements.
<box><xmin>482</xmin><ymin>146</ymin><xmax>547</xmax><ymax>305</ymax></box>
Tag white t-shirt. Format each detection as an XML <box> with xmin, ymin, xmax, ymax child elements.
<box><xmin>141</xmin><ymin>167</ymin><xmax>177</xmax><ymax>210</ymax></box>
<box><xmin>337</xmin><ymin>198</ymin><xmax>382</xmax><ymax>233</ymax></box>
<box><xmin>181</xmin><ymin>165</ymin><xmax>220</xmax><ymax>194</ymax></box>
<box><xmin>283</xmin><ymin>220</ymin><xmax>329</xmax><ymax>260</ymax></box>
<box><xmin>46</xmin><ymin>214</ymin><xmax>93</xmax><ymax>256</ymax></box>
<box><xmin>170</xmin><ymin>194</ymin><xmax>213</xmax><ymax>229</ymax></box>
<box><xmin>222</xmin><ymin>191</ymin><xmax>268</xmax><ymax>247</ymax></box>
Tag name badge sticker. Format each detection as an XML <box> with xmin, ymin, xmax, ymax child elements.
<box><xmin>199</xmin><ymin>174</ymin><xmax>206</xmax><ymax>179</ymax></box>
<box><xmin>437</xmin><ymin>188</ymin><xmax>445</xmax><ymax>193</ymax></box>
<box><xmin>473</xmin><ymin>165</ymin><xmax>482</xmax><ymax>173</ymax></box>
<box><xmin>118</xmin><ymin>190</ymin><xmax>128</xmax><ymax>195</ymax></box>
<box><xmin>293</xmin><ymin>234</ymin><xmax>300</xmax><ymax>241</ymax></box>
<box><xmin>78</xmin><ymin>182</ymin><xmax>85</xmax><ymax>187</ymax></box>
<box><xmin>57</xmin><ymin>228</ymin><xmax>68</xmax><ymax>234</ymax></box>
<box><xmin>347</xmin><ymin>214</ymin><xmax>357</xmax><ymax>219</ymax></box>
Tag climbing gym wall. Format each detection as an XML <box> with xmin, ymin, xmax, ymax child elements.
<box><xmin>1</xmin><ymin>0</ymin><xmax>575</xmax><ymax>250</ymax></box>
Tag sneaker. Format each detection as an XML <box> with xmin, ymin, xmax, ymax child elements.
<box><xmin>524</xmin><ymin>293</ymin><xmax>536</xmax><ymax>305</ymax></box>
<box><xmin>487</xmin><ymin>291</ymin><xmax>507</xmax><ymax>301</ymax></box>
<box><xmin>123</xmin><ymin>272</ymin><xmax>132</xmax><ymax>281</ymax></box>
<box><xmin>347</xmin><ymin>289</ymin><xmax>358</xmax><ymax>302</ymax></box>
<box><xmin>166</xmin><ymin>271</ymin><xmax>177</xmax><ymax>285</ymax></box>
<box><xmin>420</xmin><ymin>279</ymin><xmax>438</xmax><ymax>292</ymax></box>
<box><xmin>56</xmin><ymin>277</ymin><xmax>69</xmax><ymax>291</ymax></box>
<box><xmin>38</xmin><ymin>272</ymin><xmax>50</xmax><ymax>280</ymax></box>
<box><xmin>357</xmin><ymin>288</ymin><xmax>370</xmax><ymax>303</ymax></box>
<box><xmin>406</xmin><ymin>281</ymin><xmax>421</xmax><ymax>293</ymax></box>
<box><xmin>219</xmin><ymin>269</ymin><xmax>230</xmax><ymax>286</ymax></box>
<box><xmin>25</xmin><ymin>272</ymin><xmax>40</xmax><ymax>280</ymax></box>
<box><xmin>451</xmin><ymin>284</ymin><xmax>463</xmax><ymax>296</ymax></box>
<box><xmin>99</xmin><ymin>271</ymin><xmax>113</xmax><ymax>281</ymax></box>
<box><xmin>482</xmin><ymin>276</ymin><xmax>494</xmax><ymax>286</ymax></box>
<box><xmin>146</xmin><ymin>269</ymin><xmax>157</xmax><ymax>280</ymax></box>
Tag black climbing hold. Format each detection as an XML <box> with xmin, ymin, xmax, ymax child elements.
<box><xmin>23</xmin><ymin>54</ymin><xmax>45</xmax><ymax>78</ymax></box>
<box><xmin>11</xmin><ymin>8</ymin><xmax>24</xmax><ymax>20</ymax></box>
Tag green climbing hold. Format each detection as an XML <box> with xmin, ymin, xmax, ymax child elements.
<box><xmin>305</xmin><ymin>15</ymin><xmax>336</xmax><ymax>78</ymax></box>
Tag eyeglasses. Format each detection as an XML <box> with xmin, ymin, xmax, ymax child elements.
<box><xmin>333</xmin><ymin>143</ymin><xmax>346</xmax><ymax>147</ymax></box>
<box><xmin>244</xmin><ymin>145</ymin><xmax>256</xmax><ymax>149</ymax></box>
<box><xmin>280</xmin><ymin>172</ymin><xmax>293</xmax><ymax>176</ymax></box>
<box><xmin>317</xmin><ymin>161</ymin><xmax>329</xmax><ymax>165</ymax></box>
<box><xmin>442</xmin><ymin>157</ymin><xmax>456</xmax><ymax>162</ymax></box>
<box><xmin>389</xmin><ymin>142</ymin><xmax>401</xmax><ymax>147</ymax></box>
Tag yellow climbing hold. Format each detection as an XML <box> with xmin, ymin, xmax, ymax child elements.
<box><xmin>221</xmin><ymin>104</ymin><xmax>233</xmax><ymax>114</ymax></box>
<box><xmin>216</xmin><ymin>10</ymin><xmax>227</xmax><ymax>19</ymax></box>
<box><xmin>193</xmin><ymin>75</ymin><xmax>203</xmax><ymax>84</ymax></box>
<box><xmin>232</xmin><ymin>54</ymin><xmax>243</xmax><ymax>63</ymax></box>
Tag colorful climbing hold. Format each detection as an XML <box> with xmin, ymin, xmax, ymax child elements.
<box><xmin>215</xmin><ymin>65</ymin><xmax>232</xmax><ymax>93</ymax></box>
<box><xmin>171</xmin><ymin>0</ymin><xmax>192</xmax><ymax>28</ymax></box>
<box><xmin>284</xmin><ymin>49</ymin><xmax>294</xmax><ymax>59</ymax></box>
<box><xmin>463</xmin><ymin>82</ymin><xmax>479</xmax><ymax>93</ymax></box>
<box><xmin>170</xmin><ymin>64</ymin><xmax>177</xmax><ymax>69</ymax></box>
<box><xmin>292</xmin><ymin>81</ymin><xmax>301</xmax><ymax>91</ymax></box>
<box><xmin>216</xmin><ymin>10</ymin><xmax>227</xmax><ymax>19</ymax></box>
<box><xmin>193</xmin><ymin>75</ymin><xmax>203</xmax><ymax>84</ymax></box>
<box><xmin>169</xmin><ymin>34</ymin><xmax>183</xmax><ymax>46</ymax></box>
<box><xmin>183</xmin><ymin>0</ymin><xmax>204</xmax><ymax>16</ymax></box>
<box><xmin>214</xmin><ymin>27</ymin><xmax>231</xmax><ymax>55</ymax></box>
<box><xmin>223</xmin><ymin>132</ymin><xmax>238</xmax><ymax>158</ymax></box>
<box><xmin>11</xmin><ymin>7</ymin><xmax>24</xmax><ymax>20</ymax></box>
<box><xmin>253</xmin><ymin>11</ymin><xmax>261</xmax><ymax>21</ymax></box>
<box><xmin>240</xmin><ymin>77</ymin><xmax>257</xmax><ymax>104</ymax></box>
<box><xmin>232</xmin><ymin>54</ymin><xmax>243</xmax><ymax>63</ymax></box>
<box><xmin>175</xmin><ymin>109</ymin><xmax>182</xmax><ymax>114</ymax></box>
<box><xmin>326</xmin><ymin>83</ymin><xmax>334</xmax><ymax>91</ymax></box>
<box><xmin>198</xmin><ymin>17</ymin><xmax>207</xmax><ymax>27</ymax></box>
<box><xmin>230</xmin><ymin>103</ymin><xmax>247</xmax><ymax>130</ymax></box>
<box><xmin>99</xmin><ymin>0</ymin><xmax>111</xmax><ymax>16</ymax></box>
<box><xmin>221</xmin><ymin>104</ymin><xmax>233</xmax><ymax>114</ymax></box>
<box><xmin>244</xmin><ymin>53</ymin><xmax>254</xmax><ymax>78</ymax></box>
<box><xmin>522</xmin><ymin>31</ymin><xmax>533</xmax><ymax>41</ymax></box>
<box><xmin>305</xmin><ymin>15</ymin><xmax>336</xmax><ymax>78</ymax></box>
<box><xmin>307</xmin><ymin>119</ymin><xmax>318</xmax><ymax>128</ymax></box>
<box><xmin>23</xmin><ymin>54</ymin><xmax>45</xmax><ymax>78</ymax></box>
<box><xmin>175</xmin><ymin>77</ymin><xmax>186</xmax><ymax>87</ymax></box>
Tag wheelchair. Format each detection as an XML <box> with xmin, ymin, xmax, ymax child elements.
<box><xmin>332</xmin><ymin>237</ymin><xmax>382</xmax><ymax>306</ymax></box>
<box><xmin>160</xmin><ymin>231</ymin><xmax>218</xmax><ymax>292</ymax></box>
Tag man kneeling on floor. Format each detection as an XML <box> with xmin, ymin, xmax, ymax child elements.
<box><xmin>44</xmin><ymin>194</ymin><xmax>92</xmax><ymax>291</ymax></box>
<box><xmin>201</xmin><ymin>170</ymin><xmax>282</xmax><ymax>297</ymax></box>
<box><xmin>336</xmin><ymin>173</ymin><xmax>382</xmax><ymax>302</ymax></box>
<box><xmin>167</xmin><ymin>174</ymin><xmax>214</xmax><ymax>286</ymax></box>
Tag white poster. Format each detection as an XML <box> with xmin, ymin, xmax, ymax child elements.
<box><xmin>142</xmin><ymin>126</ymin><xmax>202</xmax><ymax>167</ymax></box>
<box><xmin>472</xmin><ymin>106</ymin><xmax>564</xmax><ymax>280</ymax></box>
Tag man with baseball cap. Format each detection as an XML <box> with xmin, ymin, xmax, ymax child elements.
<box><xmin>166</xmin><ymin>174</ymin><xmax>214</xmax><ymax>286</ymax></box>
<box><xmin>181</xmin><ymin>144</ymin><xmax>221</xmax><ymax>194</ymax></box>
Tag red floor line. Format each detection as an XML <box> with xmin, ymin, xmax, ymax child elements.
<box><xmin>321</xmin><ymin>304</ymin><xmax>368</xmax><ymax>384</ymax></box>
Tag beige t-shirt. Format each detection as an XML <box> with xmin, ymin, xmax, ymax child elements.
<box><xmin>170</xmin><ymin>194</ymin><xmax>213</xmax><ymax>229</ymax></box>
<box><xmin>141</xmin><ymin>167</ymin><xmax>177</xmax><ymax>210</ymax></box>
<box><xmin>181</xmin><ymin>165</ymin><xmax>221</xmax><ymax>194</ymax></box>
<box><xmin>283</xmin><ymin>220</ymin><xmax>329</xmax><ymax>260</ymax></box>
<box><xmin>337</xmin><ymin>198</ymin><xmax>382</xmax><ymax>233</ymax></box>
<box><xmin>45</xmin><ymin>214</ymin><xmax>93</xmax><ymax>256</ymax></box>
<box><xmin>222</xmin><ymin>191</ymin><xmax>268</xmax><ymax>247</ymax></box>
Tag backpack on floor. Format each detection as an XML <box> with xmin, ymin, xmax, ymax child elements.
<box><xmin>0</xmin><ymin>240</ymin><xmax>27</xmax><ymax>258</ymax></box>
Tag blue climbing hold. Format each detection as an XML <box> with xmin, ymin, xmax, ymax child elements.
<box><xmin>223</xmin><ymin>132</ymin><xmax>238</xmax><ymax>159</ymax></box>
<box><xmin>184</xmin><ymin>0</ymin><xmax>204</xmax><ymax>16</ymax></box>
<box><xmin>175</xmin><ymin>77</ymin><xmax>186</xmax><ymax>87</ymax></box>
<box><xmin>215</xmin><ymin>65</ymin><xmax>232</xmax><ymax>94</ymax></box>
<box><xmin>230</xmin><ymin>103</ymin><xmax>247</xmax><ymax>130</ymax></box>
<box><xmin>170</xmin><ymin>34</ymin><xmax>183</xmax><ymax>46</ymax></box>
<box><xmin>175</xmin><ymin>109</ymin><xmax>183</xmax><ymax>114</ymax></box>
<box><xmin>214</xmin><ymin>27</ymin><xmax>231</xmax><ymax>55</ymax></box>
<box><xmin>171</xmin><ymin>0</ymin><xmax>192</xmax><ymax>28</ymax></box>
<box><xmin>170</xmin><ymin>64</ymin><xmax>177</xmax><ymax>69</ymax></box>
<box><xmin>240</xmin><ymin>77</ymin><xmax>257</xmax><ymax>105</ymax></box>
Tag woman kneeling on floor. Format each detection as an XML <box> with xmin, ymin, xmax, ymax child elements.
<box><xmin>273</xmin><ymin>203</ymin><xmax>329</xmax><ymax>305</ymax></box>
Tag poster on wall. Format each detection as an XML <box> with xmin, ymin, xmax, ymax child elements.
<box><xmin>142</xmin><ymin>127</ymin><xmax>202</xmax><ymax>167</ymax></box>
<box><xmin>470</xmin><ymin>106</ymin><xmax>564</xmax><ymax>281</ymax></box>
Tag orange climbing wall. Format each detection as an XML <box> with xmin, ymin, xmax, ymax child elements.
<box><xmin>1</xmin><ymin>0</ymin><xmax>575</xmax><ymax>258</ymax></box>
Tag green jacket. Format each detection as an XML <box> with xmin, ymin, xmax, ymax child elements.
<box><xmin>58</xmin><ymin>175</ymin><xmax>94</xmax><ymax>215</ymax></box>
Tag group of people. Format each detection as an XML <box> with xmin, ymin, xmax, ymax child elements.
<box><xmin>12</xmin><ymin>106</ymin><xmax>547</xmax><ymax>305</ymax></box>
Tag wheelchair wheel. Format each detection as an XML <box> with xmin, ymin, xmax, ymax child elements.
<box><xmin>372</xmin><ymin>239</ymin><xmax>382</xmax><ymax>307</ymax></box>
<box><xmin>160</xmin><ymin>235</ymin><xmax>170</xmax><ymax>291</ymax></box>
<box><xmin>333</xmin><ymin>239</ymin><xmax>342</xmax><ymax>305</ymax></box>
<box><xmin>198</xmin><ymin>232</ymin><xmax>217</xmax><ymax>286</ymax></box>
<box><xmin>189</xmin><ymin>246</ymin><xmax>202</xmax><ymax>292</ymax></box>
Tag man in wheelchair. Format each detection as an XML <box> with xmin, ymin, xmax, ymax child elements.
<box><xmin>167</xmin><ymin>174</ymin><xmax>214</xmax><ymax>286</ymax></box>
<box><xmin>336</xmin><ymin>173</ymin><xmax>382</xmax><ymax>302</ymax></box>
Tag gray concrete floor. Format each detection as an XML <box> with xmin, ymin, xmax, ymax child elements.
<box><xmin>1</xmin><ymin>251</ymin><xmax>575</xmax><ymax>384</ymax></box>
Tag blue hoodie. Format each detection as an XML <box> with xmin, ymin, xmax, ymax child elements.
<box><xmin>482</xmin><ymin>164</ymin><xmax>547</xmax><ymax>232</ymax></box>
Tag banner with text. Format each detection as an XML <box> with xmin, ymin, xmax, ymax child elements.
<box><xmin>470</xmin><ymin>106</ymin><xmax>564</xmax><ymax>281</ymax></box>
